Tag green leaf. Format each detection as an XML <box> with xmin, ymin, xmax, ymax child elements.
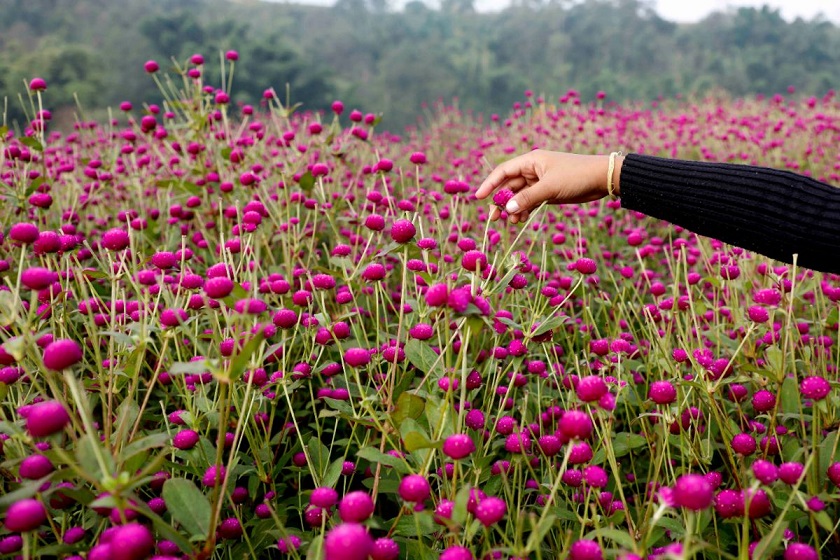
<box><xmin>3</xmin><ymin>336</ymin><xmax>26</xmax><ymax>361</ymax></box>
<box><xmin>228</xmin><ymin>331</ymin><xmax>265</xmax><ymax>382</ymax></box>
<box><xmin>307</xmin><ymin>435</ymin><xmax>331</xmax><ymax>482</ymax></box>
<box><xmin>403</xmin><ymin>431</ymin><xmax>438</xmax><ymax>452</ymax></box>
<box><xmin>655</xmin><ymin>516</ymin><xmax>685</xmax><ymax>538</ymax></box>
<box><xmin>355</xmin><ymin>447</ymin><xmax>408</xmax><ymax>474</ymax></box>
<box><xmin>393</xmin><ymin>510</ymin><xmax>437</xmax><ymax>536</ymax></box>
<box><xmin>24</xmin><ymin>176</ymin><xmax>47</xmax><ymax>196</ymax></box>
<box><xmin>75</xmin><ymin>436</ymin><xmax>114</xmax><ymax>480</ymax></box>
<box><xmin>584</xmin><ymin>527</ymin><xmax>637</xmax><ymax>551</ymax></box>
<box><xmin>375</xmin><ymin>240</ymin><xmax>401</xmax><ymax>258</ymax></box>
<box><xmin>813</xmin><ymin>510</ymin><xmax>835</xmax><ymax>532</ymax></box>
<box><xmin>120</xmin><ymin>432</ymin><xmax>171</xmax><ymax>462</ymax></box>
<box><xmin>819</xmin><ymin>431</ymin><xmax>838</xmax><ymax>487</ymax></box>
<box><xmin>392</xmin><ymin>392</ymin><xmax>425</xmax><ymax>424</ymax></box>
<box><xmin>115</xmin><ymin>398</ymin><xmax>140</xmax><ymax>439</ymax></box>
<box><xmin>824</xmin><ymin>307</ymin><xmax>839</xmax><ymax>329</ymax></box>
<box><xmin>0</xmin><ymin>480</ymin><xmax>42</xmax><ymax>508</ymax></box>
<box><xmin>323</xmin><ymin>459</ymin><xmax>345</xmax><ymax>489</ymax></box>
<box><xmin>322</xmin><ymin>397</ymin><xmax>353</xmax><ymax>414</ymax></box>
<box><xmin>404</xmin><ymin>540</ymin><xmax>438</xmax><ymax>560</ymax></box>
<box><xmin>139</xmin><ymin>501</ymin><xmax>194</xmax><ymax>554</ymax></box>
<box><xmin>298</xmin><ymin>171</ymin><xmax>315</xmax><ymax>192</ymax></box>
<box><xmin>531</xmin><ymin>312</ymin><xmax>569</xmax><ymax>337</ymax></box>
<box><xmin>405</xmin><ymin>339</ymin><xmax>441</xmax><ymax>377</ymax></box>
<box><xmin>169</xmin><ymin>360</ymin><xmax>210</xmax><ymax>375</ymax></box>
<box><xmin>765</xmin><ymin>345</ymin><xmax>784</xmax><ymax>375</ymax></box>
<box><xmin>780</xmin><ymin>376</ymin><xmax>800</xmax><ymax>415</ymax></box>
<box><xmin>610</xmin><ymin>432</ymin><xmax>648</xmax><ymax>458</ymax></box>
<box><xmin>306</xmin><ymin>534</ymin><xmax>324</xmax><ymax>560</ymax></box>
<box><xmin>162</xmin><ymin>478</ymin><xmax>212</xmax><ymax>539</ymax></box>
<box><xmin>752</xmin><ymin>519</ymin><xmax>787</xmax><ymax>559</ymax></box>
<box><xmin>525</xmin><ymin>513</ymin><xmax>557</xmax><ymax>552</ymax></box>
<box><xmin>465</xmin><ymin>316</ymin><xmax>484</xmax><ymax>338</ymax></box>
<box><xmin>18</xmin><ymin>136</ymin><xmax>43</xmax><ymax>152</ymax></box>
<box><xmin>392</xmin><ymin>367</ymin><xmax>416</xmax><ymax>402</ymax></box>
<box><xmin>496</xmin><ymin>316</ymin><xmax>522</xmax><ymax>330</ymax></box>
<box><xmin>452</xmin><ymin>484</ymin><xmax>472</xmax><ymax>526</ymax></box>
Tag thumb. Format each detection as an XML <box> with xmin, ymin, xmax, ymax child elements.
<box><xmin>505</xmin><ymin>180</ymin><xmax>552</xmax><ymax>215</ymax></box>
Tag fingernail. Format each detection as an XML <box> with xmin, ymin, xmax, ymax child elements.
<box><xmin>506</xmin><ymin>199</ymin><xmax>520</xmax><ymax>214</ymax></box>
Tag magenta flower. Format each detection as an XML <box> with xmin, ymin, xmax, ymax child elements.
<box><xmin>43</xmin><ymin>339</ymin><xmax>83</xmax><ymax>371</ymax></box>
<box><xmin>442</xmin><ymin>433</ymin><xmax>475</xmax><ymax>460</ymax></box>
<box><xmin>673</xmin><ymin>474</ymin><xmax>713</xmax><ymax>511</ymax></box>
<box><xmin>29</xmin><ymin>78</ymin><xmax>47</xmax><ymax>92</ymax></box>
<box><xmin>324</xmin><ymin>523</ymin><xmax>373</xmax><ymax>560</ymax></box>
<box><xmin>4</xmin><ymin>499</ymin><xmax>46</xmax><ymax>532</ymax></box>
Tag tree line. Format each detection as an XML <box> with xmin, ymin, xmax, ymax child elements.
<box><xmin>2</xmin><ymin>0</ymin><xmax>839</xmax><ymax>131</ymax></box>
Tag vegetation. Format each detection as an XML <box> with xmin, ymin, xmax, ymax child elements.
<box><xmin>2</xmin><ymin>0</ymin><xmax>840</xmax><ymax>130</ymax></box>
<box><xmin>1</xmin><ymin>47</ymin><xmax>840</xmax><ymax>559</ymax></box>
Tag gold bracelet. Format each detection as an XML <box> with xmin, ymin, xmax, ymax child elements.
<box><xmin>607</xmin><ymin>151</ymin><xmax>622</xmax><ymax>200</ymax></box>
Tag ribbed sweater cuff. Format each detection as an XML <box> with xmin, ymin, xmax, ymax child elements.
<box><xmin>620</xmin><ymin>153</ymin><xmax>840</xmax><ymax>275</ymax></box>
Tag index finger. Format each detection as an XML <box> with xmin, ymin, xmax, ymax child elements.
<box><xmin>475</xmin><ymin>153</ymin><xmax>534</xmax><ymax>199</ymax></box>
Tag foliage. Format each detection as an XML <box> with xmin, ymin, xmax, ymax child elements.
<box><xmin>0</xmin><ymin>51</ymin><xmax>839</xmax><ymax>559</ymax></box>
<box><xmin>2</xmin><ymin>0</ymin><xmax>840</xmax><ymax>130</ymax></box>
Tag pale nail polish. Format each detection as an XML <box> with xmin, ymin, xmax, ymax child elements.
<box><xmin>506</xmin><ymin>199</ymin><xmax>520</xmax><ymax>214</ymax></box>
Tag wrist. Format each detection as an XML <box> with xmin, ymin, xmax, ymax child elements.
<box><xmin>605</xmin><ymin>152</ymin><xmax>623</xmax><ymax>199</ymax></box>
<box><xmin>612</xmin><ymin>156</ymin><xmax>624</xmax><ymax>198</ymax></box>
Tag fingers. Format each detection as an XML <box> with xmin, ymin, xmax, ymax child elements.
<box><xmin>475</xmin><ymin>153</ymin><xmax>536</xmax><ymax>199</ymax></box>
<box><xmin>505</xmin><ymin>179</ymin><xmax>552</xmax><ymax>216</ymax></box>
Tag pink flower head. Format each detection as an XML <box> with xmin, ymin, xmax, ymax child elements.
<box><xmin>800</xmin><ymin>376</ymin><xmax>831</xmax><ymax>400</ymax></box>
<box><xmin>109</xmin><ymin>523</ymin><xmax>154</xmax><ymax>560</ymax></box>
<box><xmin>572</xmin><ymin>258</ymin><xmax>597</xmax><ymax>275</ymax></box>
<box><xmin>29</xmin><ymin>78</ymin><xmax>47</xmax><ymax>92</ymax></box>
<box><xmin>43</xmin><ymin>339</ymin><xmax>83</xmax><ymax>371</ymax></box>
<box><xmin>398</xmin><ymin>474</ymin><xmax>431</xmax><ymax>503</ymax></box>
<box><xmin>338</xmin><ymin>491</ymin><xmax>375</xmax><ymax>523</ymax></box>
<box><xmin>492</xmin><ymin>188</ymin><xmax>514</xmax><ymax>209</ymax></box>
<box><xmin>101</xmin><ymin>228</ymin><xmax>130</xmax><ymax>251</ymax></box>
<box><xmin>673</xmin><ymin>474</ymin><xmax>713</xmax><ymax>510</ymax></box>
<box><xmin>324</xmin><ymin>523</ymin><xmax>373</xmax><ymax>560</ymax></box>
<box><xmin>442</xmin><ymin>433</ymin><xmax>475</xmax><ymax>460</ymax></box>
<box><xmin>568</xmin><ymin>539</ymin><xmax>603</xmax><ymax>560</ymax></box>
<box><xmin>9</xmin><ymin>222</ymin><xmax>40</xmax><ymax>244</ymax></box>
<box><xmin>25</xmin><ymin>400</ymin><xmax>70</xmax><ymax>437</ymax></box>
<box><xmin>390</xmin><ymin>219</ymin><xmax>416</xmax><ymax>244</ymax></box>
<box><xmin>344</xmin><ymin>347</ymin><xmax>371</xmax><ymax>368</ymax></box>
<box><xmin>474</xmin><ymin>496</ymin><xmax>506</xmax><ymax>526</ymax></box>
<box><xmin>4</xmin><ymin>499</ymin><xmax>46</xmax><ymax>532</ymax></box>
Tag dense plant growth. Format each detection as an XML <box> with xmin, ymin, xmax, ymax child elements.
<box><xmin>1</xmin><ymin>52</ymin><xmax>840</xmax><ymax>560</ymax></box>
<box><xmin>3</xmin><ymin>0</ymin><xmax>840</xmax><ymax>129</ymax></box>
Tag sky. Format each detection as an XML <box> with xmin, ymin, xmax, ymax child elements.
<box><xmin>653</xmin><ymin>0</ymin><xmax>840</xmax><ymax>23</ymax></box>
<box><xmin>265</xmin><ymin>0</ymin><xmax>840</xmax><ymax>21</ymax></box>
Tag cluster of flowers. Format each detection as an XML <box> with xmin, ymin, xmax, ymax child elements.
<box><xmin>0</xmin><ymin>57</ymin><xmax>839</xmax><ymax>560</ymax></box>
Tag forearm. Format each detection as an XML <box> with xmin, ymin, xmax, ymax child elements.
<box><xmin>617</xmin><ymin>153</ymin><xmax>840</xmax><ymax>275</ymax></box>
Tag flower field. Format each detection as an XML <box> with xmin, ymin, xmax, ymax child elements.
<box><xmin>1</xmin><ymin>53</ymin><xmax>840</xmax><ymax>560</ymax></box>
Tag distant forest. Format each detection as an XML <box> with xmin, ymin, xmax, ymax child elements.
<box><xmin>2</xmin><ymin>0</ymin><xmax>840</xmax><ymax>130</ymax></box>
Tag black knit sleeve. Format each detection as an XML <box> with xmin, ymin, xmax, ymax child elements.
<box><xmin>619</xmin><ymin>153</ymin><xmax>840</xmax><ymax>275</ymax></box>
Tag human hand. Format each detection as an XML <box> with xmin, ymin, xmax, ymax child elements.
<box><xmin>475</xmin><ymin>150</ymin><xmax>623</xmax><ymax>223</ymax></box>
